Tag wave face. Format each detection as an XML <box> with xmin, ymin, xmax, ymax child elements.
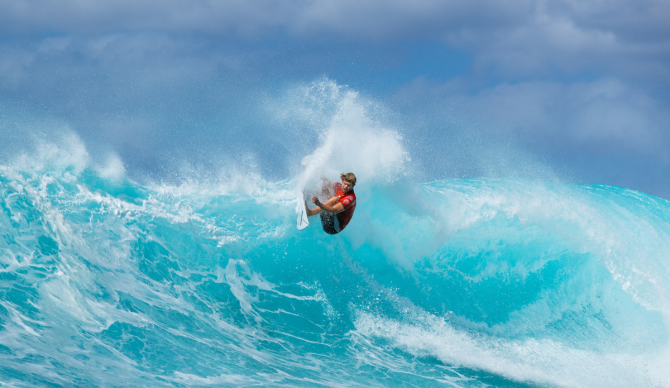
<box><xmin>1</xmin><ymin>157</ymin><xmax>669</xmax><ymax>388</ymax></box>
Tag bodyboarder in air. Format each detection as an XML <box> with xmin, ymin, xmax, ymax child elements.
<box><xmin>305</xmin><ymin>172</ymin><xmax>357</xmax><ymax>235</ymax></box>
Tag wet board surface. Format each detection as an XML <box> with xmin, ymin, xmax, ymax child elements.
<box><xmin>296</xmin><ymin>191</ymin><xmax>309</xmax><ymax>230</ymax></box>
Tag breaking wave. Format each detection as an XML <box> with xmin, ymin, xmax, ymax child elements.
<box><xmin>1</xmin><ymin>80</ymin><xmax>669</xmax><ymax>387</ymax></box>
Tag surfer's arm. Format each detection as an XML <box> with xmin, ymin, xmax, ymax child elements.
<box><xmin>310</xmin><ymin>196</ymin><xmax>344</xmax><ymax>215</ymax></box>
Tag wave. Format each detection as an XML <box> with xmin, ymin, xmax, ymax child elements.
<box><xmin>0</xmin><ymin>145</ymin><xmax>669</xmax><ymax>387</ymax></box>
<box><xmin>1</xmin><ymin>80</ymin><xmax>669</xmax><ymax>387</ymax></box>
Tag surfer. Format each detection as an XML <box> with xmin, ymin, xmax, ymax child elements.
<box><xmin>306</xmin><ymin>173</ymin><xmax>357</xmax><ymax>235</ymax></box>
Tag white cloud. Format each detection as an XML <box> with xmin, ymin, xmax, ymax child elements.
<box><xmin>483</xmin><ymin>79</ymin><xmax>664</xmax><ymax>153</ymax></box>
<box><xmin>397</xmin><ymin>77</ymin><xmax>669</xmax><ymax>155</ymax></box>
<box><xmin>0</xmin><ymin>0</ymin><xmax>668</xmax><ymax>195</ymax></box>
<box><xmin>1</xmin><ymin>0</ymin><xmax>667</xmax><ymax>84</ymax></box>
<box><xmin>0</xmin><ymin>50</ymin><xmax>33</xmax><ymax>90</ymax></box>
<box><xmin>388</xmin><ymin>75</ymin><xmax>670</xmax><ymax>197</ymax></box>
<box><xmin>457</xmin><ymin>13</ymin><xmax>618</xmax><ymax>76</ymax></box>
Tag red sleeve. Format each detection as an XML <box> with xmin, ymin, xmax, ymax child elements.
<box><xmin>340</xmin><ymin>195</ymin><xmax>354</xmax><ymax>208</ymax></box>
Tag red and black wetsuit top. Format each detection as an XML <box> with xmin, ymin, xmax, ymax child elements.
<box><xmin>334</xmin><ymin>182</ymin><xmax>356</xmax><ymax>231</ymax></box>
<box><xmin>320</xmin><ymin>182</ymin><xmax>357</xmax><ymax>235</ymax></box>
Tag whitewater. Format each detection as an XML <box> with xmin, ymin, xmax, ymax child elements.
<box><xmin>1</xmin><ymin>84</ymin><xmax>670</xmax><ymax>388</ymax></box>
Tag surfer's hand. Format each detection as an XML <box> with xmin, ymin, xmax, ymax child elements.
<box><xmin>311</xmin><ymin>196</ymin><xmax>319</xmax><ymax>205</ymax></box>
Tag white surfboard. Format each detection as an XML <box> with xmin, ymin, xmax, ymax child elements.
<box><xmin>296</xmin><ymin>191</ymin><xmax>309</xmax><ymax>230</ymax></box>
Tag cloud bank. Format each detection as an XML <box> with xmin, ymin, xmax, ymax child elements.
<box><xmin>2</xmin><ymin>0</ymin><xmax>668</xmax><ymax>83</ymax></box>
<box><xmin>1</xmin><ymin>0</ymin><xmax>669</xmax><ymax>196</ymax></box>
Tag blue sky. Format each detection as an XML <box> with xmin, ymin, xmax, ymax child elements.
<box><xmin>1</xmin><ymin>0</ymin><xmax>669</xmax><ymax>197</ymax></box>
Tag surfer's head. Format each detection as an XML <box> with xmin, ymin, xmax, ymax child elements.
<box><xmin>340</xmin><ymin>172</ymin><xmax>356</xmax><ymax>193</ymax></box>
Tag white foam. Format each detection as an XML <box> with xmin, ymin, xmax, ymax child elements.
<box><xmin>95</xmin><ymin>152</ymin><xmax>126</xmax><ymax>181</ymax></box>
<box><xmin>169</xmin><ymin>371</ymin><xmax>255</xmax><ymax>385</ymax></box>
<box><xmin>223</xmin><ymin>259</ymin><xmax>271</xmax><ymax>321</ymax></box>
<box><xmin>10</xmin><ymin>130</ymin><xmax>91</xmax><ymax>175</ymax></box>
<box><xmin>355</xmin><ymin>311</ymin><xmax>670</xmax><ymax>388</ymax></box>
<box><xmin>419</xmin><ymin>180</ymin><xmax>670</xmax><ymax>322</ymax></box>
<box><xmin>287</xmin><ymin>80</ymin><xmax>409</xmax><ymax>191</ymax></box>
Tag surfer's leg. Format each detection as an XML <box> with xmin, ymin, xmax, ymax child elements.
<box><xmin>307</xmin><ymin>196</ymin><xmax>339</xmax><ymax>217</ymax></box>
<box><xmin>322</xmin><ymin>196</ymin><xmax>341</xmax><ymax>207</ymax></box>
<box><xmin>306</xmin><ymin>201</ymin><xmax>322</xmax><ymax>217</ymax></box>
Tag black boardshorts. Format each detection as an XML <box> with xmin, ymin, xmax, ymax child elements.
<box><xmin>320</xmin><ymin>213</ymin><xmax>340</xmax><ymax>235</ymax></box>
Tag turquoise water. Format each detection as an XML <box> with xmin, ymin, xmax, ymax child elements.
<box><xmin>1</xmin><ymin>158</ymin><xmax>669</xmax><ymax>387</ymax></box>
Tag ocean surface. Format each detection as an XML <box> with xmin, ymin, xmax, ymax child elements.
<box><xmin>1</xmin><ymin>148</ymin><xmax>669</xmax><ymax>388</ymax></box>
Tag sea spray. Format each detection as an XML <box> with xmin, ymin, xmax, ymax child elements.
<box><xmin>1</xmin><ymin>145</ymin><xmax>668</xmax><ymax>387</ymax></box>
<box><xmin>1</xmin><ymin>88</ymin><xmax>669</xmax><ymax>387</ymax></box>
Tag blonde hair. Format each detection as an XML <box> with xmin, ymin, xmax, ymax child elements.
<box><xmin>340</xmin><ymin>172</ymin><xmax>357</xmax><ymax>187</ymax></box>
